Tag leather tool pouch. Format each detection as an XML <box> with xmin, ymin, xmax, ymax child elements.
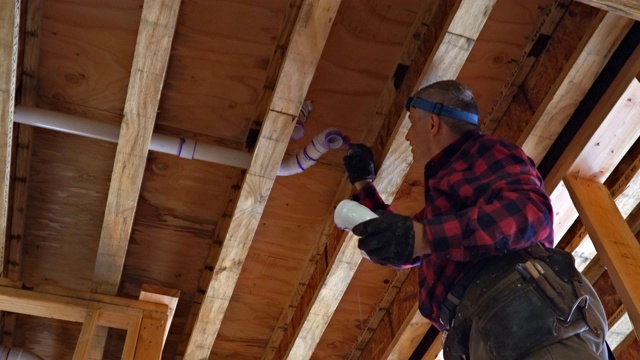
<box><xmin>443</xmin><ymin>246</ymin><xmax>596</xmax><ymax>360</ymax></box>
<box><xmin>475</xmin><ymin>275</ymin><xmax>588</xmax><ymax>359</ymax></box>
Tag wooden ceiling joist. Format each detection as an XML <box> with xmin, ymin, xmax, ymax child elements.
<box><xmin>547</xmin><ymin>57</ymin><xmax>640</xmax><ymax>243</ymax></box>
<box><xmin>518</xmin><ymin>10</ymin><xmax>633</xmax><ymax>164</ymax></box>
<box><xmin>576</xmin><ymin>0</ymin><xmax>640</xmax><ymax>21</ymax></box>
<box><xmin>87</xmin><ymin>1</ymin><xmax>181</xmax><ymax>358</ymax></box>
<box><xmin>277</xmin><ymin>1</ymin><xmax>496</xmax><ymax>359</ymax></box>
<box><xmin>263</xmin><ymin>2</ymin><xmax>454</xmax><ymax>358</ymax></box>
<box><xmin>489</xmin><ymin>2</ymin><xmax>632</xmax><ymax>164</ymax></box>
<box><xmin>3</xmin><ymin>0</ymin><xmax>43</xmax><ymax>349</ymax></box>
<box><xmin>92</xmin><ymin>0</ymin><xmax>181</xmax><ymax>295</ymax></box>
<box><xmin>182</xmin><ymin>1</ymin><xmax>340</xmax><ymax>358</ymax></box>
<box><xmin>0</xmin><ymin>0</ymin><xmax>20</xmax><ymax>277</ymax></box>
<box><xmin>482</xmin><ymin>0</ymin><xmax>571</xmax><ymax>134</ymax></box>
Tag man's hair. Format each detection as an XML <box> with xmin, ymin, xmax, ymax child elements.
<box><xmin>412</xmin><ymin>80</ymin><xmax>480</xmax><ymax>134</ymax></box>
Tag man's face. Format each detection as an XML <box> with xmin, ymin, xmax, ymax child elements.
<box><xmin>405</xmin><ymin>108</ymin><xmax>435</xmax><ymax>167</ymax></box>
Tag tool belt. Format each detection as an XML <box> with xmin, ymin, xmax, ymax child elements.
<box><xmin>441</xmin><ymin>244</ymin><xmax>606</xmax><ymax>360</ymax></box>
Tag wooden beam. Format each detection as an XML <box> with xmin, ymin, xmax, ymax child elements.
<box><xmin>87</xmin><ymin>2</ymin><xmax>180</xmax><ymax>357</ymax></box>
<box><xmin>421</xmin><ymin>333</ymin><xmax>444</xmax><ymax>360</ymax></box>
<box><xmin>265</xmin><ymin>2</ymin><xmax>454</xmax><ymax>358</ymax></box>
<box><xmin>0</xmin><ymin>0</ymin><xmax>20</xmax><ymax>277</ymax></box>
<box><xmin>282</xmin><ymin>1</ymin><xmax>496</xmax><ymax>359</ymax></box>
<box><xmin>182</xmin><ymin>1</ymin><xmax>340</xmax><ymax>358</ymax></box>
<box><xmin>545</xmin><ymin>44</ymin><xmax>640</xmax><ymax>242</ymax></box>
<box><xmin>483</xmin><ymin>0</ymin><xmax>571</xmax><ymax>134</ymax></box>
<box><xmin>383</xmin><ymin>304</ymin><xmax>432</xmax><ymax>360</ymax></box>
<box><xmin>518</xmin><ymin>10</ymin><xmax>633</xmax><ymax>164</ymax></box>
<box><xmin>0</xmin><ymin>284</ymin><xmax>167</xmax><ymax>330</ymax></box>
<box><xmin>73</xmin><ymin>307</ymin><xmax>100</xmax><ymax>360</ymax></box>
<box><xmin>564</xmin><ymin>175</ymin><xmax>640</xmax><ymax>333</ymax></box>
<box><xmin>92</xmin><ymin>0</ymin><xmax>181</xmax><ymax>295</ymax></box>
<box><xmin>3</xmin><ymin>0</ymin><xmax>42</xmax><ymax>348</ymax></box>
<box><xmin>576</xmin><ymin>0</ymin><xmax>640</xmax><ymax>21</ymax></box>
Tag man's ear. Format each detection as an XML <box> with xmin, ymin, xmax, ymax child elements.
<box><xmin>429</xmin><ymin>113</ymin><xmax>441</xmax><ymax>135</ymax></box>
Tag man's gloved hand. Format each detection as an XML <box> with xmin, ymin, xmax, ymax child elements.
<box><xmin>352</xmin><ymin>211</ymin><xmax>415</xmax><ymax>267</ymax></box>
<box><xmin>343</xmin><ymin>144</ymin><xmax>376</xmax><ymax>184</ymax></box>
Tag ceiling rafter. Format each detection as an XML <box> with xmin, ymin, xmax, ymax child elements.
<box><xmin>182</xmin><ymin>1</ymin><xmax>341</xmax><ymax>358</ymax></box>
<box><xmin>0</xmin><ymin>0</ymin><xmax>20</xmax><ymax>279</ymax></box>
<box><xmin>576</xmin><ymin>0</ymin><xmax>640</xmax><ymax>20</ymax></box>
<box><xmin>482</xmin><ymin>0</ymin><xmax>571</xmax><ymax>134</ymax></box>
<box><xmin>88</xmin><ymin>1</ymin><xmax>181</xmax><ymax>358</ymax></box>
<box><xmin>276</xmin><ymin>1</ymin><xmax>497</xmax><ymax>359</ymax></box>
<box><xmin>264</xmin><ymin>2</ymin><xmax>453</xmax><ymax>358</ymax></box>
<box><xmin>3</xmin><ymin>0</ymin><xmax>42</xmax><ymax>349</ymax></box>
<box><xmin>518</xmin><ymin>10</ymin><xmax>633</xmax><ymax>164</ymax></box>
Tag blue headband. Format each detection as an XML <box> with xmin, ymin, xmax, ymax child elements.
<box><xmin>405</xmin><ymin>97</ymin><xmax>478</xmax><ymax>125</ymax></box>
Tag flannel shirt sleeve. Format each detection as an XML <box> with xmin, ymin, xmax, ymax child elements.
<box><xmin>352</xmin><ymin>182</ymin><xmax>421</xmax><ymax>267</ymax></box>
<box><xmin>425</xmin><ymin>142</ymin><xmax>554</xmax><ymax>262</ymax></box>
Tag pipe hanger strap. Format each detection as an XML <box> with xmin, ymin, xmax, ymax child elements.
<box><xmin>405</xmin><ymin>97</ymin><xmax>478</xmax><ymax>125</ymax></box>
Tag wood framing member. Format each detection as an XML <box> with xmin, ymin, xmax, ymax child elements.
<box><xmin>280</xmin><ymin>1</ymin><xmax>496</xmax><ymax>359</ymax></box>
<box><xmin>89</xmin><ymin>1</ymin><xmax>180</xmax><ymax>357</ymax></box>
<box><xmin>564</xmin><ymin>175</ymin><xmax>640</xmax><ymax>332</ymax></box>
<box><xmin>482</xmin><ymin>0</ymin><xmax>571</xmax><ymax>134</ymax></box>
<box><xmin>0</xmin><ymin>0</ymin><xmax>20</xmax><ymax>276</ymax></box>
<box><xmin>576</xmin><ymin>0</ymin><xmax>640</xmax><ymax>21</ymax></box>
<box><xmin>3</xmin><ymin>0</ymin><xmax>43</xmax><ymax>349</ymax></box>
<box><xmin>182</xmin><ymin>1</ymin><xmax>340</xmax><ymax>358</ymax></box>
<box><xmin>264</xmin><ymin>2</ymin><xmax>454</xmax><ymax>358</ymax></box>
<box><xmin>517</xmin><ymin>9</ymin><xmax>632</xmax><ymax>164</ymax></box>
<box><xmin>92</xmin><ymin>0</ymin><xmax>181</xmax><ymax>295</ymax></box>
<box><xmin>0</xmin><ymin>283</ymin><xmax>170</xmax><ymax>359</ymax></box>
<box><xmin>543</xmin><ymin>40</ymin><xmax>640</xmax><ymax>244</ymax></box>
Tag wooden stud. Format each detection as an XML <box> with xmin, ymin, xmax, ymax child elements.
<box><xmin>122</xmin><ymin>315</ymin><xmax>142</xmax><ymax>360</ymax></box>
<box><xmin>576</xmin><ymin>0</ymin><xmax>640</xmax><ymax>21</ymax></box>
<box><xmin>564</xmin><ymin>175</ymin><xmax>640</xmax><ymax>332</ymax></box>
<box><xmin>138</xmin><ymin>284</ymin><xmax>179</xmax><ymax>348</ymax></box>
<box><xmin>133</xmin><ymin>312</ymin><xmax>168</xmax><ymax>360</ymax></box>
<box><xmin>183</xmin><ymin>1</ymin><xmax>340</xmax><ymax>358</ymax></box>
<box><xmin>73</xmin><ymin>307</ymin><xmax>100</xmax><ymax>360</ymax></box>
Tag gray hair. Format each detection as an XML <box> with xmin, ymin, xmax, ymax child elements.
<box><xmin>412</xmin><ymin>80</ymin><xmax>480</xmax><ymax>134</ymax></box>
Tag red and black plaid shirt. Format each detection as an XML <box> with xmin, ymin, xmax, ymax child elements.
<box><xmin>353</xmin><ymin>130</ymin><xmax>553</xmax><ymax>330</ymax></box>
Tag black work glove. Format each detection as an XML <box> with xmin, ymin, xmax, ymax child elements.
<box><xmin>352</xmin><ymin>211</ymin><xmax>415</xmax><ymax>267</ymax></box>
<box><xmin>343</xmin><ymin>143</ymin><xmax>376</xmax><ymax>184</ymax></box>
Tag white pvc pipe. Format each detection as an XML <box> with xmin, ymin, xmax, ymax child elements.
<box><xmin>14</xmin><ymin>106</ymin><xmax>252</xmax><ymax>169</ymax></box>
<box><xmin>0</xmin><ymin>346</ymin><xmax>43</xmax><ymax>360</ymax></box>
<box><xmin>278</xmin><ymin>127</ymin><xmax>344</xmax><ymax>176</ymax></box>
<box><xmin>14</xmin><ymin>106</ymin><xmax>344</xmax><ymax>176</ymax></box>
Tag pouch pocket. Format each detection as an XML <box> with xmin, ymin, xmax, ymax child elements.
<box><xmin>477</xmin><ymin>283</ymin><xmax>558</xmax><ymax>359</ymax></box>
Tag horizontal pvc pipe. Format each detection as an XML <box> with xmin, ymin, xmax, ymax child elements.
<box><xmin>14</xmin><ymin>106</ymin><xmax>252</xmax><ymax>169</ymax></box>
<box><xmin>278</xmin><ymin>127</ymin><xmax>344</xmax><ymax>176</ymax></box>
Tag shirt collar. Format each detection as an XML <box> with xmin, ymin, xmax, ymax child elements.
<box><xmin>424</xmin><ymin>130</ymin><xmax>481</xmax><ymax>180</ymax></box>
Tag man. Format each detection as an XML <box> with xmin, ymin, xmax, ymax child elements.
<box><xmin>343</xmin><ymin>80</ymin><xmax>609</xmax><ymax>359</ymax></box>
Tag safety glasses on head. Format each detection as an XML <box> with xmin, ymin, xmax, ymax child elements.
<box><xmin>405</xmin><ymin>97</ymin><xmax>478</xmax><ymax>125</ymax></box>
